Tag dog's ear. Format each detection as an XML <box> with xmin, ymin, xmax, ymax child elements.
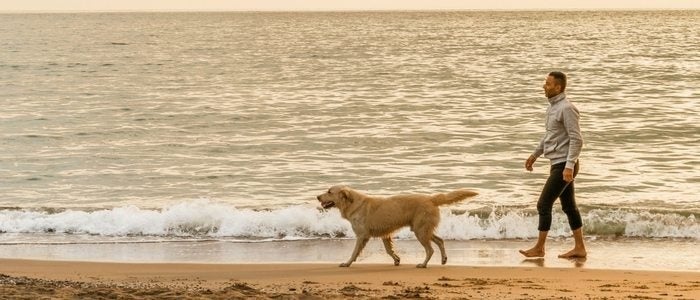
<box><xmin>340</xmin><ymin>187</ymin><xmax>353</xmax><ymax>203</ymax></box>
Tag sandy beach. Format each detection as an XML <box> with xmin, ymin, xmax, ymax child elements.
<box><xmin>1</xmin><ymin>7</ymin><xmax>699</xmax><ymax>300</ymax></box>
<box><xmin>1</xmin><ymin>259</ymin><xmax>698</xmax><ymax>299</ymax></box>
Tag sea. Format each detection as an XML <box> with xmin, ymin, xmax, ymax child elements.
<box><xmin>0</xmin><ymin>10</ymin><xmax>698</xmax><ymax>271</ymax></box>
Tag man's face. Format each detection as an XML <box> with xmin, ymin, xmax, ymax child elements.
<box><xmin>543</xmin><ymin>75</ymin><xmax>561</xmax><ymax>98</ymax></box>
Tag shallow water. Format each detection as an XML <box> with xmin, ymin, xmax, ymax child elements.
<box><xmin>0</xmin><ymin>239</ymin><xmax>697</xmax><ymax>272</ymax></box>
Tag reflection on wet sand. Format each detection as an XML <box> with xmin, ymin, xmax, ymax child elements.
<box><xmin>567</xmin><ymin>257</ymin><xmax>587</xmax><ymax>268</ymax></box>
<box><xmin>521</xmin><ymin>257</ymin><xmax>545</xmax><ymax>267</ymax></box>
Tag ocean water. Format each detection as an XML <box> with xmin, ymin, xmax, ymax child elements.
<box><xmin>0</xmin><ymin>11</ymin><xmax>698</xmax><ymax>256</ymax></box>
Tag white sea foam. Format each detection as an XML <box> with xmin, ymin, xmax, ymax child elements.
<box><xmin>0</xmin><ymin>201</ymin><xmax>697</xmax><ymax>241</ymax></box>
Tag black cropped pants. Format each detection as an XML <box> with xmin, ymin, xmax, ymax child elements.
<box><xmin>537</xmin><ymin>161</ymin><xmax>582</xmax><ymax>231</ymax></box>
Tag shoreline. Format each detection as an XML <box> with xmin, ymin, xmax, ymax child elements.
<box><xmin>1</xmin><ymin>238</ymin><xmax>698</xmax><ymax>272</ymax></box>
<box><xmin>1</xmin><ymin>259</ymin><xmax>698</xmax><ymax>299</ymax></box>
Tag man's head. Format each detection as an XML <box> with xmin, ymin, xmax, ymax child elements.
<box><xmin>543</xmin><ymin>71</ymin><xmax>567</xmax><ymax>98</ymax></box>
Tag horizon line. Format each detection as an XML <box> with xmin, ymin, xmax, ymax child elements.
<box><xmin>1</xmin><ymin>7</ymin><xmax>699</xmax><ymax>14</ymax></box>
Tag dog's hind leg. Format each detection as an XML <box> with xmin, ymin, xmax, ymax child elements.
<box><xmin>432</xmin><ymin>235</ymin><xmax>447</xmax><ymax>265</ymax></box>
<box><xmin>382</xmin><ymin>237</ymin><xmax>401</xmax><ymax>266</ymax></box>
<box><xmin>340</xmin><ymin>237</ymin><xmax>369</xmax><ymax>267</ymax></box>
<box><xmin>415</xmin><ymin>233</ymin><xmax>434</xmax><ymax>268</ymax></box>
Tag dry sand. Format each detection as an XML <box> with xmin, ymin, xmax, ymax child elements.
<box><xmin>1</xmin><ymin>258</ymin><xmax>698</xmax><ymax>299</ymax></box>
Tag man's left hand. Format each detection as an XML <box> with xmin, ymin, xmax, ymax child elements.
<box><xmin>563</xmin><ymin>168</ymin><xmax>574</xmax><ymax>183</ymax></box>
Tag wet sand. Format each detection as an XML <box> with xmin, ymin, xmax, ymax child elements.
<box><xmin>1</xmin><ymin>239</ymin><xmax>699</xmax><ymax>298</ymax></box>
<box><xmin>1</xmin><ymin>259</ymin><xmax>699</xmax><ymax>299</ymax></box>
<box><xmin>1</xmin><ymin>238</ymin><xmax>698</xmax><ymax>271</ymax></box>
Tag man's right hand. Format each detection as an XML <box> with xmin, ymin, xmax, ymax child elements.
<box><xmin>525</xmin><ymin>155</ymin><xmax>537</xmax><ymax>172</ymax></box>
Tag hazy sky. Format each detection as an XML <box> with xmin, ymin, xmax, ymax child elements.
<box><xmin>2</xmin><ymin>0</ymin><xmax>699</xmax><ymax>12</ymax></box>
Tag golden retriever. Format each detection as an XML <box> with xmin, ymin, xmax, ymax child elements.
<box><xmin>317</xmin><ymin>185</ymin><xmax>478</xmax><ymax>268</ymax></box>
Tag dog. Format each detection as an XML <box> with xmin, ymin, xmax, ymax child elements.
<box><xmin>317</xmin><ymin>185</ymin><xmax>478</xmax><ymax>268</ymax></box>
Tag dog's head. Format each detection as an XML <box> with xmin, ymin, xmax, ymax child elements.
<box><xmin>316</xmin><ymin>185</ymin><xmax>353</xmax><ymax>210</ymax></box>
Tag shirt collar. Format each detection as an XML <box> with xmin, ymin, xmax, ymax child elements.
<box><xmin>548</xmin><ymin>92</ymin><xmax>566</xmax><ymax>105</ymax></box>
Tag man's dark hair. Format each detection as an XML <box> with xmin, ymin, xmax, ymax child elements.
<box><xmin>548</xmin><ymin>71</ymin><xmax>567</xmax><ymax>91</ymax></box>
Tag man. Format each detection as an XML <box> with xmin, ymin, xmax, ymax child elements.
<box><xmin>519</xmin><ymin>71</ymin><xmax>587</xmax><ymax>259</ymax></box>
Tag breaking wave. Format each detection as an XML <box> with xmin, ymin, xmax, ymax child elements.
<box><xmin>0</xmin><ymin>200</ymin><xmax>697</xmax><ymax>242</ymax></box>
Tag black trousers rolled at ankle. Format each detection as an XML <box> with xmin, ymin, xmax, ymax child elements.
<box><xmin>537</xmin><ymin>160</ymin><xmax>582</xmax><ymax>231</ymax></box>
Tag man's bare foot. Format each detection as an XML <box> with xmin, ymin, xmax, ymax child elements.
<box><xmin>558</xmin><ymin>248</ymin><xmax>587</xmax><ymax>258</ymax></box>
<box><xmin>519</xmin><ymin>248</ymin><xmax>545</xmax><ymax>257</ymax></box>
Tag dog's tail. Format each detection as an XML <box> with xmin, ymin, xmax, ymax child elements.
<box><xmin>431</xmin><ymin>189</ymin><xmax>478</xmax><ymax>206</ymax></box>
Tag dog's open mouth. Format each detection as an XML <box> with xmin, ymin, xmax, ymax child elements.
<box><xmin>321</xmin><ymin>201</ymin><xmax>335</xmax><ymax>209</ymax></box>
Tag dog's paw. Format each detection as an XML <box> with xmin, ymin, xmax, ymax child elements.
<box><xmin>442</xmin><ymin>257</ymin><xmax>447</xmax><ymax>265</ymax></box>
<box><xmin>393</xmin><ymin>258</ymin><xmax>400</xmax><ymax>266</ymax></box>
<box><xmin>339</xmin><ymin>262</ymin><xmax>351</xmax><ymax>267</ymax></box>
<box><xmin>416</xmin><ymin>263</ymin><xmax>427</xmax><ymax>268</ymax></box>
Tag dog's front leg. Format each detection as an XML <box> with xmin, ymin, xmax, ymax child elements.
<box><xmin>382</xmin><ymin>237</ymin><xmax>401</xmax><ymax>266</ymax></box>
<box><xmin>340</xmin><ymin>237</ymin><xmax>369</xmax><ymax>267</ymax></box>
